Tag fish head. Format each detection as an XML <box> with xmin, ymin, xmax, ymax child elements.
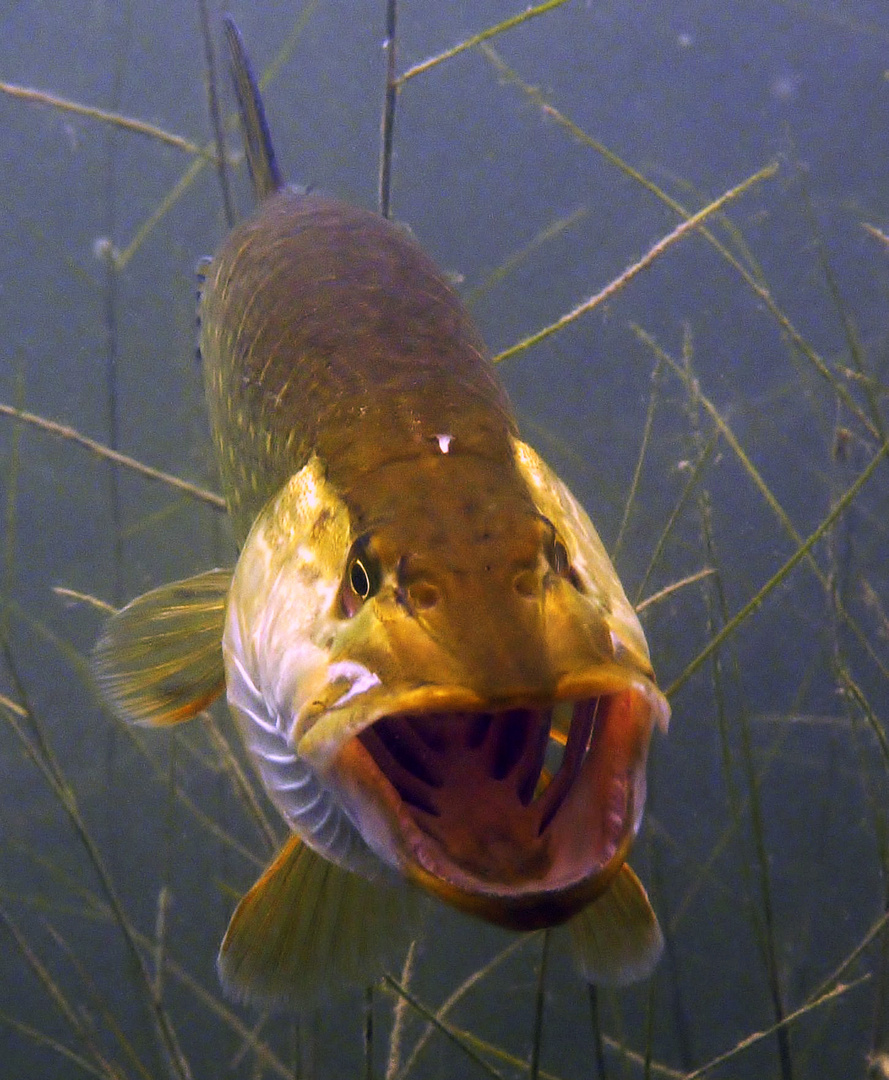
<box><xmin>225</xmin><ymin>441</ymin><xmax>669</xmax><ymax>929</ymax></box>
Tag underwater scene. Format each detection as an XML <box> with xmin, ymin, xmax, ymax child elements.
<box><xmin>1</xmin><ymin>0</ymin><xmax>888</xmax><ymax>1077</ymax></box>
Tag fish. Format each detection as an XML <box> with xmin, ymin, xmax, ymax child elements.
<box><xmin>92</xmin><ymin>16</ymin><xmax>671</xmax><ymax>1007</ymax></box>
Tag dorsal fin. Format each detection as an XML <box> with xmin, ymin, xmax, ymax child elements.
<box><xmin>222</xmin><ymin>16</ymin><xmax>283</xmax><ymax>202</ymax></box>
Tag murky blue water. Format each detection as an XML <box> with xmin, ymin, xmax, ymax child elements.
<box><xmin>1</xmin><ymin>2</ymin><xmax>887</xmax><ymax>1077</ymax></box>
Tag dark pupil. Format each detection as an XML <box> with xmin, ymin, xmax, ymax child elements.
<box><xmin>350</xmin><ymin>558</ymin><xmax>370</xmax><ymax>598</ymax></box>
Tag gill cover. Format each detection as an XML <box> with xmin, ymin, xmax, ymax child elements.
<box><xmin>221</xmin><ymin>455</ymin><xmax>384</xmax><ymax>873</ymax></box>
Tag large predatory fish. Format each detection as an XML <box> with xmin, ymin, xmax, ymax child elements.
<box><xmin>94</xmin><ymin>17</ymin><xmax>670</xmax><ymax>1006</ymax></box>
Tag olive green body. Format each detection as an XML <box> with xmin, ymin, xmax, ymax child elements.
<box><xmin>200</xmin><ymin>191</ymin><xmax>528</xmax><ymax>547</ymax></box>
<box><xmin>92</xmin><ymin>20</ymin><xmax>669</xmax><ymax>1001</ymax></box>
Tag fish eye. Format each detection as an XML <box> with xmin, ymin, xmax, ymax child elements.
<box><xmin>340</xmin><ymin>540</ymin><xmax>380</xmax><ymax>617</ymax></box>
<box><xmin>552</xmin><ymin>537</ymin><xmax>570</xmax><ymax>577</ymax></box>
<box><xmin>350</xmin><ymin>557</ymin><xmax>371</xmax><ymax>599</ymax></box>
<box><xmin>543</xmin><ymin>521</ymin><xmax>584</xmax><ymax>592</ymax></box>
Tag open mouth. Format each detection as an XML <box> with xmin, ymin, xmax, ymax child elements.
<box><xmin>346</xmin><ymin>688</ymin><xmax>654</xmax><ymax>929</ymax></box>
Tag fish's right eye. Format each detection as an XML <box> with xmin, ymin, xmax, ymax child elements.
<box><xmin>340</xmin><ymin>541</ymin><xmax>380</xmax><ymax>618</ymax></box>
<box><xmin>350</xmin><ymin>558</ymin><xmax>371</xmax><ymax>599</ymax></box>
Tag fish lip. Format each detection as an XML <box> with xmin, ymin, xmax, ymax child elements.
<box><xmin>322</xmin><ymin>673</ymin><xmax>664</xmax><ymax>930</ymax></box>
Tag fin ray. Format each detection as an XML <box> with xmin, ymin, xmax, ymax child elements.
<box><xmin>567</xmin><ymin>864</ymin><xmax>663</xmax><ymax>986</ymax></box>
<box><xmin>92</xmin><ymin>568</ymin><xmax>232</xmax><ymax>726</ymax></box>
<box><xmin>218</xmin><ymin>835</ymin><xmax>420</xmax><ymax>1007</ymax></box>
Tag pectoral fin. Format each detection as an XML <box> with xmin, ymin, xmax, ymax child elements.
<box><xmin>92</xmin><ymin>568</ymin><xmax>232</xmax><ymax>726</ymax></box>
<box><xmin>218</xmin><ymin>835</ymin><xmax>420</xmax><ymax>1007</ymax></box>
<box><xmin>567</xmin><ymin>864</ymin><xmax>663</xmax><ymax>986</ymax></box>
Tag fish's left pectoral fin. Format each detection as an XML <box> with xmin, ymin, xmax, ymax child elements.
<box><xmin>92</xmin><ymin>568</ymin><xmax>232</xmax><ymax>726</ymax></box>
<box><xmin>567</xmin><ymin>864</ymin><xmax>663</xmax><ymax>987</ymax></box>
<box><xmin>218</xmin><ymin>835</ymin><xmax>420</xmax><ymax>1008</ymax></box>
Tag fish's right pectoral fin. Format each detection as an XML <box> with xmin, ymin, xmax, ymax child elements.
<box><xmin>92</xmin><ymin>568</ymin><xmax>232</xmax><ymax>726</ymax></box>
<box><xmin>567</xmin><ymin>864</ymin><xmax>664</xmax><ymax>987</ymax></box>
<box><xmin>218</xmin><ymin>835</ymin><xmax>420</xmax><ymax>1008</ymax></box>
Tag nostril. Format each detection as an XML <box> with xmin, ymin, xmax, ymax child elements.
<box><xmin>408</xmin><ymin>581</ymin><xmax>439</xmax><ymax>610</ymax></box>
<box><xmin>513</xmin><ymin>568</ymin><xmax>538</xmax><ymax>598</ymax></box>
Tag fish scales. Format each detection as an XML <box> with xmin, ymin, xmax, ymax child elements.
<box><xmin>200</xmin><ymin>191</ymin><xmax>521</xmax><ymax>544</ymax></box>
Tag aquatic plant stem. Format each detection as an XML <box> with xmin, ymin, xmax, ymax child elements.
<box><xmin>395</xmin><ymin>0</ymin><xmax>569</xmax><ymax>86</ymax></box>
<box><xmin>40</xmin><ymin>915</ymin><xmax>155</xmax><ymax>1080</ymax></box>
<box><xmin>16</xmin><ymin>2</ymin><xmax>319</xmax><ymax>272</ymax></box>
<box><xmin>385</xmin><ymin>940</ymin><xmax>416</xmax><ymax>1080</ymax></box>
<box><xmin>683</xmin><ymin>977</ymin><xmax>868</xmax><ymax>1079</ymax></box>
<box><xmin>587</xmin><ymin>987</ymin><xmax>607</xmax><ymax>1079</ymax></box>
<box><xmin>464</xmin><ymin>207</ymin><xmax>588</xmax><ymax>309</ymax></box>
<box><xmin>0</xmin><ymin>644</ymin><xmax>193</xmax><ymax>1080</ymax></box>
<box><xmin>633</xmin><ymin>431</ymin><xmax>719</xmax><ymax>607</ymax></box>
<box><xmin>5</xmin><ymin>594</ymin><xmax>270</xmax><ymax>870</ymax></box>
<box><xmin>631</xmin><ymin>326</ymin><xmax>889</xmax><ymax>686</ymax></box>
<box><xmin>0</xmin><ymin>905</ymin><xmax>123</xmax><ymax>1079</ymax></box>
<box><xmin>649</xmin><ymin>845</ymin><xmax>694</xmax><ymax>1070</ymax></box>
<box><xmin>100</xmin><ymin>1</ymin><xmax>131</xmax><ymax>607</ymax></box>
<box><xmin>2</xmin><ymin>844</ymin><xmax>297</xmax><ymax>1079</ymax></box>
<box><xmin>665</xmin><ymin>437</ymin><xmax>889</xmax><ymax>699</ymax></box>
<box><xmin>0</xmin><ymin>1009</ymin><xmax>115</xmax><ymax>1080</ymax></box>
<box><xmin>792</xmin><ymin>141</ymin><xmax>885</xmax><ymax>442</ymax></box>
<box><xmin>494</xmin><ymin>162</ymin><xmax>777</xmax><ymax>364</ymax></box>
<box><xmin>0</xmin><ymin>81</ymin><xmax>224</xmax><ymax>158</ymax></box>
<box><xmin>483</xmin><ymin>47</ymin><xmax>880</xmax><ymax>441</ymax></box>
<box><xmin>683</xmin><ymin>332</ymin><xmax>793</xmax><ymax>1080</ymax></box>
<box><xmin>378</xmin><ymin>0</ymin><xmax>398</xmax><ymax>219</ymax></box>
<box><xmin>382</xmin><ymin>973</ymin><xmax>505</xmax><ymax>1079</ymax></box>
<box><xmin>1</xmin><ymin>370</ymin><xmax>24</xmax><ymax>642</ymax></box>
<box><xmin>393</xmin><ymin>933</ymin><xmax>533</xmax><ymax>1079</ymax></box>
<box><xmin>529</xmin><ymin>930</ymin><xmax>550</xmax><ymax>1079</ymax></box>
<box><xmin>196</xmin><ymin>0</ymin><xmax>235</xmax><ymax>230</ymax></box>
<box><xmin>0</xmin><ymin>403</ymin><xmax>226</xmax><ymax>508</ymax></box>
<box><xmin>635</xmin><ymin>569</ymin><xmax>715</xmax><ymax>615</ymax></box>
<box><xmin>612</xmin><ymin>355</ymin><xmax>665</xmax><ymax>563</ymax></box>
<box><xmin>365</xmin><ymin>985</ymin><xmax>375</xmax><ymax>1080</ymax></box>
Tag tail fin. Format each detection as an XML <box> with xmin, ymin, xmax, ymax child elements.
<box><xmin>222</xmin><ymin>16</ymin><xmax>283</xmax><ymax>202</ymax></box>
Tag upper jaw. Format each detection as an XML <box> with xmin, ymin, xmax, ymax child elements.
<box><xmin>295</xmin><ymin>661</ymin><xmax>669</xmax><ymax>769</ymax></box>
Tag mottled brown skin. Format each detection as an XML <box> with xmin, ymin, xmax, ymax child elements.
<box><xmin>201</xmin><ymin>191</ymin><xmax>531</xmax><ymax>549</ymax></box>
<box><xmin>200</xmin><ymin>190</ymin><xmax>571</xmax><ymax>700</ymax></box>
<box><xmin>201</xmin><ymin>187</ymin><xmax>661</xmax><ymax>936</ymax></box>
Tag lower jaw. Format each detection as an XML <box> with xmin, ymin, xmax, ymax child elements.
<box><xmin>402</xmin><ymin>819</ymin><xmax>635</xmax><ymax>931</ymax></box>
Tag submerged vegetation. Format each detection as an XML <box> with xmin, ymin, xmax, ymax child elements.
<box><xmin>1</xmin><ymin>1</ymin><xmax>887</xmax><ymax>1077</ymax></box>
